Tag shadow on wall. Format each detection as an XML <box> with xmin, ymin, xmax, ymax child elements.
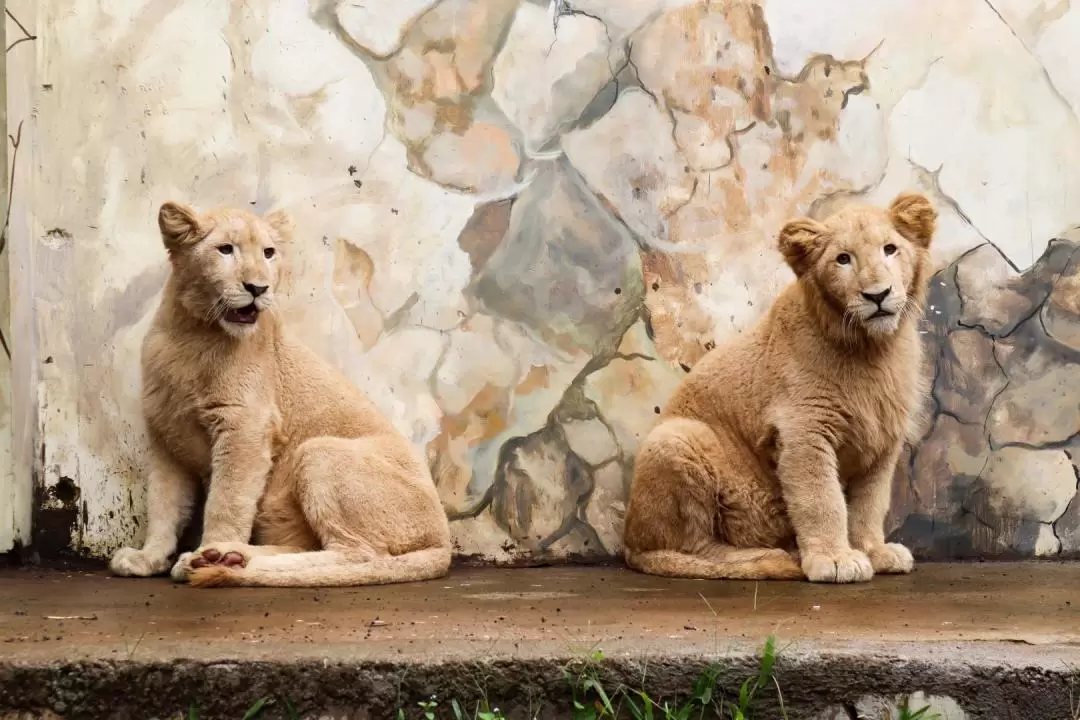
<box><xmin>890</xmin><ymin>233</ymin><xmax>1080</xmax><ymax>560</ymax></box>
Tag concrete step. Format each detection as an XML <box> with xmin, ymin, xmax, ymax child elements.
<box><xmin>1</xmin><ymin>562</ymin><xmax>1077</xmax><ymax>719</ymax></box>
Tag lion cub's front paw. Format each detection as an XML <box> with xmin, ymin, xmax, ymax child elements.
<box><xmin>109</xmin><ymin>547</ymin><xmax>171</xmax><ymax>577</ymax></box>
<box><xmin>801</xmin><ymin>548</ymin><xmax>874</xmax><ymax>583</ymax></box>
<box><xmin>865</xmin><ymin>542</ymin><xmax>914</xmax><ymax>574</ymax></box>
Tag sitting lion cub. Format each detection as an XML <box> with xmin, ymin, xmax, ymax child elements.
<box><xmin>109</xmin><ymin>202</ymin><xmax>452</xmax><ymax>588</ymax></box>
<box><xmin>623</xmin><ymin>193</ymin><xmax>936</xmax><ymax>583</ymax></box>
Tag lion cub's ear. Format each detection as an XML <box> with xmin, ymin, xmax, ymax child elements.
<box><xmin>889</xmin><ymin>192</ymin><xmax>936</xmax><ymax>248</ymax></box>
<box><xmin>778</xmin><ymin>217</ymin><xmax>828</xmax><ymax>277</ymax></box>
<box><xmin>263</xmin><ymin>209</ymin><xmax>295</xmax><ymax>245</ymax></box>
<box><xmin>158</xmin><ymin>202</ymin><xmax>202</xmax><ymax>253</ymax></box>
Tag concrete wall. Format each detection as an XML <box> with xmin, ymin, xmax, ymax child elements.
<box><xmin>3</xmin><ymin>0</ymin><xmax>1080</xmax><ymax>562</ymax></box>
<box><xmin>2</xmin><ymin>1</ymin><xmax>35</xmax><ymax>553</ymax></box>
<box><xmin>0</xmin><ymin>3</ymin><xmax>13</xmax><ymax>552</ymax></box>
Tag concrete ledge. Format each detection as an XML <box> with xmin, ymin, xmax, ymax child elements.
<box><xmin>1</xmin><ymin>563</ymin><xmax>1078</xmax><ymax>719</ymax></box>
<box><xmin>1</xmin><ymin>648</ymin><xmax>1076</xmax><ymax>720</ymax></box>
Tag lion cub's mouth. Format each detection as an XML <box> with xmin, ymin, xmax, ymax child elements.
<box><xmin>868</xmin><ymin>309</ymin><xmax>895</xmax><ymax>319</ymax></box>
<box><xmin>224</xmin><ymin>303</ymin><xmax>259</xmax><ymax>324</ymax></box>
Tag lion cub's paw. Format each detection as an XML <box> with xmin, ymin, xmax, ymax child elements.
<box><xmin>109</xmin><ymin>547</ymin><xmax>171</xmax><ymax>577</ymax></box>
<box><xmin>189</xmin><ymin>543</ymin><xmax>251</xmax><ymax>569</ymax></box>
<box><xmin>866</xmin><ymin>542</ymin><xmax>914</xmax><ymax>574</ymax></box>
<box><xmin>801</xmin><ymin>548</ymin><xmax>874</xmax><ymax>583</ymax></box>
<box><xmin>170</xmin><ymin>552</ymin><xmax>194</xmax><ymax>582</ymax></box>
<box><xmin>170</xmin><ymin>543</ymin><xmax>252</xmax><ymax>582</ymax></box>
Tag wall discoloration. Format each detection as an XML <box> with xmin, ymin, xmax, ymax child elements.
<box><xmin>0</xmin><ymin>6</ymin><xmax>13</xmax><ymax>553</ymax></box>
<box><xmin>5</xmin><ymin>0</ymin><xmax>1080</xmax><ymax>561</ymax></box>
<box><xmin>890</xmin><ymin>233</ymin><xmax>1080</xmax><ymax>558</ymax></box>
<box><xmin>2</xmin><ymin>2</ymin><xmax>38</xmax><ymax>554</ymax></box>
<box><xmin>30</xmin><ymin>474</ymin><xmax>81</xmax><ymax>559</ymax></box>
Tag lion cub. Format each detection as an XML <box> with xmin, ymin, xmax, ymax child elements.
<box><xmin>623</xmin><ymin>193</ymin><xmax>936</xmax><ymax>583</ymax></box>
<box><xmin>109</xmin><ymin>202</ymin><xmax>452</xmax><ymax>587</ymax></box>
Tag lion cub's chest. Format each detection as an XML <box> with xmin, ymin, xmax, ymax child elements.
<box><xmin>143</xmin><ymin>371</ymin><xmax>213</xmax><ymax>475</ymax></box>
<box><xmin>141</xmin><ymin>339</ymin><xmax>223</xmax><ymax>476</ymax></box>
<box><xmin>834</xmin><ymin>352</ymin><xmax>921</xmax><ymax>480</ymax></box>
<box><xmin>142</xmin><ymin>331</ymin><xmax>283</xmax><ymax>477</ymax></box>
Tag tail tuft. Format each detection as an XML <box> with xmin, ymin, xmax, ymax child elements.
<box><xmin>187</xmin><ymin>566</ymin><xmax>243</xmax><ymax>588</ymax></box>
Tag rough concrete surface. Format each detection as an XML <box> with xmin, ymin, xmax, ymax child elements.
<box><xmin>0</xmin><ymin>563</ymin><xmax>1077</xmax><ymax>719</ymax></box>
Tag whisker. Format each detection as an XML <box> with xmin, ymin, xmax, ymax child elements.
<box><xmin>849</xmin><ymin>314</ymin><xmax>861</xmax><ymax>348</ymax></box>
<box><xmin>900</xmin><ymin>297</ymin><xmax>923</xmax><ymax>323</ymax></box>
<box><xmin>841</xmin><ymin>309</ymin><xmax>859</xmax><ymax>350</ymax></box>
<box><xmin>204</xmin><ymin>297</ymin><xmax>228</xmax><ymax>324</ymax></box>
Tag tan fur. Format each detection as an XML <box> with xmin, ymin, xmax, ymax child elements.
<box><xmin>623</xmin><ymin>193</ymin><xmax>937</xmax><ymax>583</ymax></box>
<box><xmin>108</xmin><ymin>202</ymin><xmax>452</xmax><ymax>588</ymax></box>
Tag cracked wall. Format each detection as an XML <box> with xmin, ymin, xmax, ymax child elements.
<box><xmin>5</xmin><ymin>0</ymin><xmax>1080</xmax><ymax>561</ymax></box>
<box><xmin>891</xmin><ymin>233</ymin><xmax>1080</xmax><ymax>558</ymax></box>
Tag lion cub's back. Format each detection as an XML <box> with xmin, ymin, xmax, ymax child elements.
<box><xmin>277</xmin><ymin>336</ymin><xmax>398</xmax><ymax>442</ymax></box>
<box><xmin>663</xmin><ymin>322</ymin><xmax>775</xmax><ymax>430</ymax></box>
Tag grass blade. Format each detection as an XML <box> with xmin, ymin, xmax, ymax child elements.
<box><xmin>242</xmin><ymin>697</ymin><xmax>270</xmax><ymax>720</ymax></box>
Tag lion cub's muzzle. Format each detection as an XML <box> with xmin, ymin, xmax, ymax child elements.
<box><xmin>224</xmin><ymin>303</ymin><xmax>259</xmax><ymax>324</ymax></box>
<box><xmin>224</xmin><ymin>282</ymin><xmax>270</xmax><ymax>325</ymax></box>
<box><xmin>859</xmin><ymin>286</ymin><xmax>901</xmax><ymax>320</ymax></box>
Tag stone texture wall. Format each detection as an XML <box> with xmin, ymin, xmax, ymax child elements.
<box><xmin>4</xmin><ymin>0</ymin><xmax>1080</xmax><ymax>561</ymax></box>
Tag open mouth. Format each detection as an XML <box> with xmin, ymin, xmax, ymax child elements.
<box><xmin>868</xmin><ymin>309</ymin><xmax>895</xmax><ymax>319</ymax></box>
<box><xmin>224</xmin><ymin>303</ymin><xmax>259</xmax><ymax>324</ymax></box>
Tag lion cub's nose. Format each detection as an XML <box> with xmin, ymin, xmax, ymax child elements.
<box><xmin>861</xmin><ymin>288</ymin><xmax>891</xmax><ymax>305</ymax></box>
<box><xmin>244</xmin><ymin>282</ymin><xmax>268</xmax><ymax>298</ymax></box>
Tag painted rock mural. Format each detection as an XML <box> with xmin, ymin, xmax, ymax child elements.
<box><xmin>3</xmin><ymin>0</ymin><xmax>1079</xmax><ymax>561</ymax></box>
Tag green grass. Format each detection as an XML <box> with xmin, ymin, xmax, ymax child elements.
<box><xmin>560</xmin><ymin>635</ymin><xmax>782</xmax><ymax>720</ymax></box>
<box><xmin>896</xmin><ymin>701</ymin><xmax>937</xmax><ymax>720</ymax></box>
<box><xmin>213</xmin><ymin>636</ymin><xmax>780</xmax><ymax>720</ymax></box>
<box><xmin>203</xmin><ymin>634</ymin><xmax>943</xmax><ymax>719</ymax></box>
<box><xmin>385</xmin><ymin>633</ymin><xmax>947</xmax><ymax>720</ymax></box>
<box><xmin>208</xmin><ymin>696</ymin><xmax>300</xmax><ymax>720</ymax></box>
<box><xmin>392</xmin><ymin>696</ymin><xmax>507</xmax><ymax>720</ymax></box>
<box><xmin>379</xmin><ymin>636</ymin><xmax>783</xmax><ymax>720</ymax></box>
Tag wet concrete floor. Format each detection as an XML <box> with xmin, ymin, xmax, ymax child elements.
<box><xmin>1</xmin><ymin>561</ymin><xmax>1077</xmax><ymax>666</ymax></box>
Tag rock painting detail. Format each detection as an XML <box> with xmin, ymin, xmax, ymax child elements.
<box><xmin>16</xmin><ymin>0</ymin><xmax>1080</xmax><ymax>561</ymax></box>
<box><xmin>891</xmin><ymin>233</ymin><xmax>1080</xmax><ymax>558</ymax></box>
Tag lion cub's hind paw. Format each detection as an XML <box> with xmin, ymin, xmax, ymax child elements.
<box><xmin>170</xmin><ymin>543</ymin><xmax>252</xmax><ymax>582</ymax></box>
<box><xmin>801</xmin><ymin>548</ymin><xmax>874</xmax><ymax>583</ymax></box>
<box><xmin>189</xmin><ymin>546</ymin><xmax>248</xmax><ymax>569</ymax></box>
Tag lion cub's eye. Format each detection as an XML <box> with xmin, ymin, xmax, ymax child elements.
<box><xmin>883</xmin><ymin>243</ymin><xmax>897</xmax><ymax>256</ymax></box>
<box><xmin>263</xmin><ymin>247</ymin><xmax>276</xmax><ymax>259</ymax></box>
<box><xmin>217</xmin><ymin>244</ymin><xmax>234</xmax><ymax>256</ymax></box>
<box><xmin>836</xmin><ymin>253</ymin><xmax>852</xmax><ymax>266</ymax></box>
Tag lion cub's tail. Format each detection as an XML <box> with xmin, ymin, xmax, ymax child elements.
<box><xmin>624</xmin><ymin>545</ymin><xmax>804</xmax><ymax>581</ymax></box>
<box><xmin>188</xmin><ymin>546</ymin><xmax>451</xmax><ymax>588</ymax></box>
